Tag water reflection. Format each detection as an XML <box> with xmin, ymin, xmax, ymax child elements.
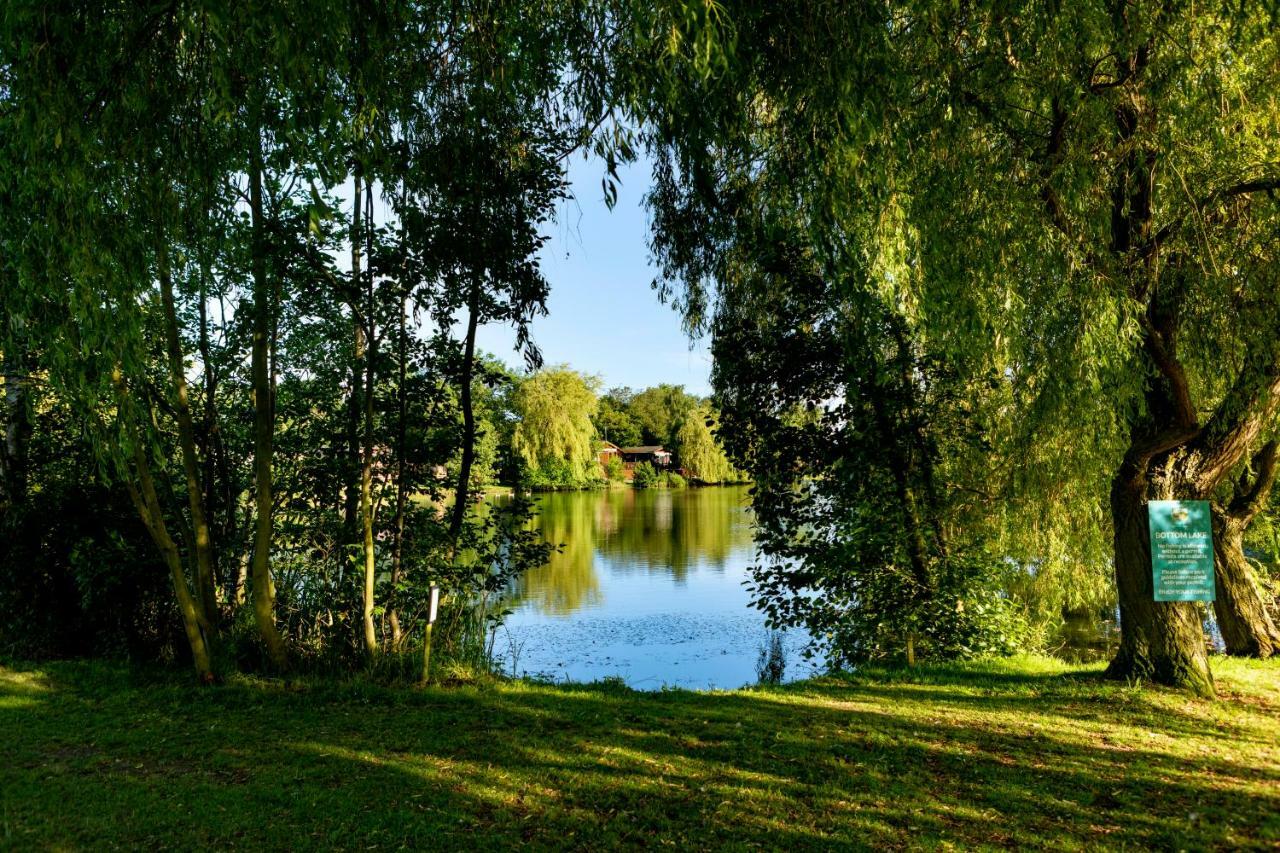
<box><xmin>512</xmin><ymin>486</ymin><xmax>755</xmax><ymax>615</ymax></box>
<box><xmin>501</xmin><ymin>486</ymin><xmax>815</xmax><ymax>689</ymax></box>
<box><xmin>512</xmin><ymin>490</ymin><xmax>603</xmax><ymax>615</ymax></box>
<box><xmin>1051</xmin><ymin>608</ymin><xmax>1120</xmax><ymax>663</ymax></box>
<box><xmin>501</xmin><ymin>486</ymin><xmax>1124</xmax><ymax>689</ymax></box>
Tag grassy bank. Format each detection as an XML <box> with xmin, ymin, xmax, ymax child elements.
<box><xmin>2</xmin><ymin>656</ymin><xmax>1277</xmax><ymax>850</ymax></box>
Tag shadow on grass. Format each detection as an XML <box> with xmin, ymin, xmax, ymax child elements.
<box><xmin>1</xmin><ymin>660</ymin><xmax>1277</xmax><ymax>849</ymax></box>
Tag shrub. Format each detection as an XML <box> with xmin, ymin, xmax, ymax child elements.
<box><xmin>812</xmin><ymin>553</ymin><xmax>1034</xmax><ymax>668</ymax></box>
<box><xmin>522</xmin><ymin>458</ymin><xmax>600</xmax><ymax>490</ymax></box>
<box><xmin>604</xmin><ymin>456</ymin><xmax>625</xmax><ymax>482</ymax></box>
<box><xmin>0</xmin><ymin>482</ymin><xmax>178</xmax><ymax>662</ymax></box>
<box><xmin>662</xmin><ymin>471</ymin><xmax>686</xmax><ymax>488</ymax></box>
<box><xmin>631</xmin><ymin>461</ymin><xmax>657</xmax><ymax>488</ymax></box>
<box><xmin>756</xmin><ymin>631</ymin><xmax>786</xmax><ymax>685</ymax></box>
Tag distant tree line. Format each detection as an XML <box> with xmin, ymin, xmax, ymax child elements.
<box><xmin>505</xmin><ymin>367</ymin><xmax>742</xmax><ymax>489</ymax></box>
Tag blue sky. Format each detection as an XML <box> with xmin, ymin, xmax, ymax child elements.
<box><xmin>474</xmin><ymin>154</ymin><xmax>714</xmax><ymax>397</ymax></box>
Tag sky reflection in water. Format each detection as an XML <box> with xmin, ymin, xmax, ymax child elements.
<box><xmin>502</xmin><ymin>486</ymin><xmax>821</xmax><ymax>690</ymax></box>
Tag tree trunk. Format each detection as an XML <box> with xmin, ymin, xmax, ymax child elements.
<box><xmin>359</xmin><ymin>181</ymin><xmax>378</xmax><ymax>659</ymax></box>
<box><xmin>111</xmin><ymin>377</ymin><xmax>213</xmax><ymax>683</ymax></box>
<box><xmin>1212</xmin><ymin>513</ymin><xmax>1279</xmax><ymax>658</ymax></box>
<box><xmin>0</xmin><ymin>342</ymin><xmax>31</xmax><ymax>511</ymax></box>
<box><xmin>447</xmin><ymin>279</ymin><xmax>481</xmax><ymax>550</ymax></box>
<box><xmin>389</xmin><ymin>290</ymin><xmax>408</xmax><ymax>649</ymax></box>
<box><xmin>1105</xmin><ymin>463</ymin><xmax>1214</xmax><ymax>696</ymax></box>
<box><xmin>126</xmin><ymin>442</ymin><xmax>215</xmax><ymax>683</ymax></box>
<box><xmin>248</xmin><ymin>130</ymin><xmax>287</xmax><ymax>670</ymax></box>
<box><xmin>157</xmin><ymin>239</ymin><xmax>219</xmax><ymax>628</ymax></box>
<box><xmin>233</xmin><ymin>548</ymin><xmax>250</xmax><ymax>608</ymax></box>
<box><xmin>197</xmin><ymin>240</ymin><xmax>237</xmax><ymax>611</ymax></box>
<box><xmin>1210</xmin><ymin>443</ymin><xmax>1279</xmax><ymax>657</ymax></box>
<box><xmin>434</xmin><ymin>279</ymin><xmax>480</xmax><ymax>672</ymax></box>
<box><xmin>344</xmin><ymin>171</ymin><xmax>365</xmax><ymax>543</ymax></box>
<box><xmin>197</xmin><ymin>256</ymin><xmax>223</xmax><ymax>580</ymax></box>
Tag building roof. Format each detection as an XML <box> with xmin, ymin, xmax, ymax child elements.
<box><xmin>620</xmin><ymin>446</ymin><xmax>670</xmax><ymax>455</ymax></box>
<box><xmin>599</xmin><ymin>441</ymin><xmax>620</xmax><ymax>451</ymax></box>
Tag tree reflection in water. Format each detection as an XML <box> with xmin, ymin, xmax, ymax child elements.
<box><xmin>508</xmin><ymin>486</ymin><xmax>754</xmax><ymax>616</ymax></box>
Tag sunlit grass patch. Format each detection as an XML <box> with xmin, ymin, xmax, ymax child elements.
<box><xmin>0</xmin><ymin>667</ymin><xmax>54</xmax><ymax>704</ymax></box>
<box><xmin>1</xmin><ymin>655</ymin><xmax>1277</xmax><ymax>849</ymax></box>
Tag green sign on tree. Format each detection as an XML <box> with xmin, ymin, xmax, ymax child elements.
<box><xmin>1148</xmin><ymin>501</ymin><xmax>1215</xmax><ymax>602</ymax></box>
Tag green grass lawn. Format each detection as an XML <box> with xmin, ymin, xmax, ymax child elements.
<box><xmin>2</xmin><ymin>655</ymin><xmax>1277</xmax><ymax>850</ymax></box>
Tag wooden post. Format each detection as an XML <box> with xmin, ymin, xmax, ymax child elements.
<box><xmin>421</xmin><ymin>623</ymin><xmax>434</xmax><ymax>685</ymax></box>
<box><xmin>421</xmin><ymin>585</ymin><xmax>440</xmax><ymax>685</ymax></box>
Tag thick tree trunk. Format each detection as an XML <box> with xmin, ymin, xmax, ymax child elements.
<box><xmin>1209</xmin><ymin>444</ymin><xmax>1279</xmax><ymax>657</ymax></box>
<box><xmin>1212</xmin><ymin>513</ymin><xmax>1279</xmax><ymax>657</ymax></box>
<box><xmin>1105</xmin><ymin>463</ymin><xmax>1214</xmax><ymax>696</ymax></box>
<box><xmin>157</xmin><ymin>241</ymin><xmax>218</xmax><ymax>628</ymax></box>
<box><xmin>248</xmin><ymin>132</ymin><xmax>287</xmax><ymax>669</ymax></box>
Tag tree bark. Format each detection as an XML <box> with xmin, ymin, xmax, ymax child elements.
<box><xmin>359</xmin><ymin>181</ymin><xmax>378</xmax><ymax>659</ymax></box>
<box><xmin>125</xmin><ymin>440</ymin><xmax>215</xmax><ymax>683</ymax></box>
<box><xmin>345</xmin><ymin>170</ymin><xmax>365</xmax><ymax>545</ymax></box>
<box><xmin>1105</xmin><ymin>459</ymin><xmax>1214</xmax><ymax>697</ymax></box>
<box><xmin>0</xmin><ymin>341</ymin><xmax>31</xmax><ymax>511</ymax></box>
<box><xmin>156</xmin><ymin>238</ymin><xmax>219</xmax><ymax>628</ymax></box>
<box><xmin>111</xmin><ymin>374</ymin><xmax>213</xmax><ymax>683</ymax></box>
<box><xmin>197</xmin><ymin>239</ymin><xmax>236</xmax><ymax>610</ymax></box>
<box><xmin>248</xmin><ymin>129</ymin><xmax>287</xmax><ymax>670</ymax></box>
<box><xmin>389</xmin><ymin>290</ymin><xmax>408</xmax><ymax>649</ymax></box>
<box><xmin>1212</xmin><ymin>513</ymin><xmax>1279</xmax><ymax>658</ymax></box>
<box><xmin>447</xmin><ymin>279</ymin><xmax>481</xmax><ymax>550</ymax></box>
<box><xmin>1210</xmin><ymin>443</ymin><xmax>1279</xmax><ymax>657</ymax></box>
<box><xmin>1096</xmin><ymin>37</ymin><xmax>1216</xmax><ymax>695</ymax></box>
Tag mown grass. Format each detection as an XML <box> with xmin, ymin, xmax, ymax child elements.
<box><xmin>1</xmin><ymin>655</ymin><xmax>1277</xmax><ymax>850</ymax></box>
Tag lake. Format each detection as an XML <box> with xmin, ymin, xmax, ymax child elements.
<box><xmin>500</xmin><ymin>485</ymin><xmax>1122</xmax><ymax>690</ymax></box>
<box><xmin>500</xmin><ymin>485</ymin><xmax>823</xmax><ymax>689</ymax></box>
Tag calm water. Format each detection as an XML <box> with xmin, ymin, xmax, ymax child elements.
<box><xmin>500</xmin><ymin>486</ymin><xmax>822</xmax><ymax>689</ymax></box>
<box><xmin>499</xmin><ymin>485</ymin><xmax>1125</xmax><ymax>689</ymax></box>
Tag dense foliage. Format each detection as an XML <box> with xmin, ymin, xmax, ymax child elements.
<box><xmin>511</xmin><ymin>367</ymin><xmax>601</xmax><ymax>489</ymax></box>
<box><xmin>2</xmin><ymin>0</ymin><xmax>1276</xmax><ymax>697</ymax></box>
<box><xmin>0</xmin><ymin>0</ymin><xmax>611</xmax><ymax>678</ymax></box>
<box><xmin>628</xmin><ymin>0</ymin><xmax>1280</xmax><ymax>688</ymax></box>
<box><xmin>675</xmin><ymin>403</ymin><xmax>739</xmax><ymax>484</ymax></box>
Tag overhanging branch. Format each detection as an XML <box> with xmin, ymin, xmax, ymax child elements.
<box><xmin>1193</xmin><ymin>370</ymin><xmax>1280</xmax><ymax>493</ymax></box>
<box><xmin>1138</xmin><ymin>168</ymin><xmax>1280</xmax><ymax>260</ymax></box>
<box><xmin>1228</xmin><ymin>441</ymin><xmax>1278</xmax><ymax>525</ymax></box>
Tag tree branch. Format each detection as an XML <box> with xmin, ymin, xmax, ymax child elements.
<box><xmin>1138</xmin><ymin>312</ymin><xmax>1197</xmax><ymax>428</ymax></box>
<box><xmin>1193</xmin><ymin>368</ymin><xmax>1280</xmax><ymax>493</ymax></box>
<box><xmin>1228</xmin><ymin>441</ymin><xmax>1278</xmax><ymax>525</ymax></box>
<box><xmin>1137</xmin><ymin>168</ymin><xmax>1280</xmax><ymax>260</ymax></box>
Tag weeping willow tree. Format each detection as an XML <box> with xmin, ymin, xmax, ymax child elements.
<box><xmin>624</xmin><ymin>0</ymin><xmax>1280</xmax><ymax>692</ymax></box>
<box><xmin>898</xmin><ymin>2</ymin><xmax>1280</xmax><ymax>695</ymax></box>
<box><xmin>675</xmin><ymin>403</ymin><xmax>738</xmax><ymax>484</ymax></box>
<box><xmin>511</xmin><ymin>368</ymin><xmax>600</xmax><ymax>487</ymax></box>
